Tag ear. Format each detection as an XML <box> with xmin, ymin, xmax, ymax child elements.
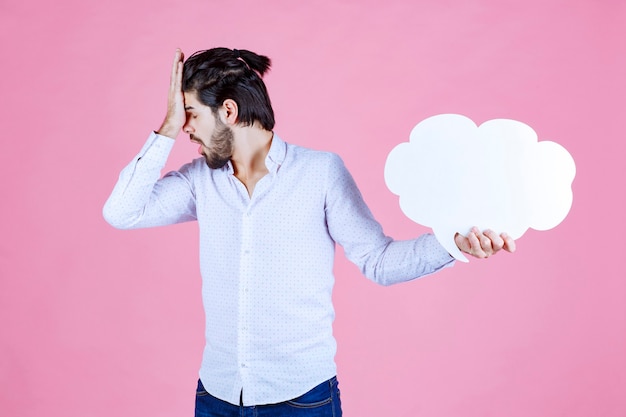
<box><xmin>220</xmin><ymin>99</ymin><xmax>239</xmax><ymax>125</ymax></box>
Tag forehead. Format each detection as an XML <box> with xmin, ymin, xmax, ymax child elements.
<box><xmin>183</xmin><ymin>91</ymin><xmax>210</xmax><ymax>111</ymax></box>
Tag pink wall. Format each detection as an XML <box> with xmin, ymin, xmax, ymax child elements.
<box><xmin>1</xmin><ymin>0</ymin><xmax>624</xmax><ymax>416</ymax></box>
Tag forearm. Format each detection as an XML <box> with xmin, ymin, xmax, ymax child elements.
<box><xmin>102</xmin><ymin>132</ymin><xmax>176</xmax><ymax>229</ymax></box>
<box><xmin>361</xmin><ymin>234</ymin><xmax>455</xmax><ymax>286</ymax></box>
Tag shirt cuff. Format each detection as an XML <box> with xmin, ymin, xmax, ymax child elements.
<box><xmin>136</xmin><ymin>131</ymin><xmax>176</xmax><ymax>162</ymax></box>
<box><xmin>423</xmin><ymin>233</ymin><xmax>456</xmax><ymax>267</ymax></box>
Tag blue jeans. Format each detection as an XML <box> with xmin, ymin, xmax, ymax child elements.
<box><xmin>194</xmin><ymin>377</ymin><xmax>342</xmax><ymax>417</ymax></box>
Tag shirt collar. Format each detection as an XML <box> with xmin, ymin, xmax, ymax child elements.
<box><xmin>264</xmin><ymin>133</ymin><xmax>286</xmax><ymax>174</ymax></box>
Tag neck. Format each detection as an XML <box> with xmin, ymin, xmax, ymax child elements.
<box><xmin>230</xmin><ymin>127</ymin><xmax>273</xmax><ymax>191</ymax></box>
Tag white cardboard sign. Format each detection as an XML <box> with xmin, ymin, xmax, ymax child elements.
<box><xmin>384</xmin><ymin>114</ymin><xmax>576</xmax><ymax>262</ymax></box>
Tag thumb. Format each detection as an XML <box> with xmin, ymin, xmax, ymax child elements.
<box><xmin>454</xmin><ymin>232</ymin><xmax>470</xmax><ymax>252</ymax></box>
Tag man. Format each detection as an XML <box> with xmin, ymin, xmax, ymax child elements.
<box><xmin>103</xmin><ymin>47</ymin><xmax>515</xmax><ymax>417</ymax></box>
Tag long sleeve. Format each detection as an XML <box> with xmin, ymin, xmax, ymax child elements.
<box><xmin>324</xmin><ymin>153</ymin><xmax>454</xmax><ymax>286</ymax></box>
<box><xmin>102</xmin><ymin>132</ymin><xmax>197</xmax><ymax>229</ymax></box>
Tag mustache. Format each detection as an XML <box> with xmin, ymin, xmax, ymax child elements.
<box><xmin>190</xmin><ymin>134</ymin><xmax>208</xmax><ymax>150</ymax></box>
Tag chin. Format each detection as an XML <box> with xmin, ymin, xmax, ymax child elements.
<box><xmin>205</xmin><ymin>156</ymin><xmax>229</xmax><ymax>170</ymax></box>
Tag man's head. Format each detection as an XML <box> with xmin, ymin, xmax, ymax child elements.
<box><xmin>181</xmin><ymin>48</ymin><xmax>274</xmax><ymax>169</ymax></box>
<box><xmin>184</xmin><ymin>90</ymin><xmax>235</xmax><ymax>169</ymax></box>
<box><xmin>182</xmin><ymin>48</ymin><xmax>275</xmax><ymax>131</ymax></box>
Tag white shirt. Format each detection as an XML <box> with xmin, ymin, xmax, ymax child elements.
<box><xmin>103</xmin><ymin>132</ymin><xmax>454</xmax><ymax>406</ymax></box>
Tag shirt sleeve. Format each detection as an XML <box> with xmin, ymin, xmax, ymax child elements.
<box><xmin>102</xmin><ymin>132</ymin><xmax>197</xmax><ymax>229</ymax></box>
<box><xmin>324</xmin><ymin>153</ymin><xmax>454</xmax><ymax>286</ymax></box>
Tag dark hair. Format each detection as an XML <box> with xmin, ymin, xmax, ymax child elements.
<box><xmin>182</xmin><ymin>48</ymin><xmax>275</xmax><ymax>131</ymax></box>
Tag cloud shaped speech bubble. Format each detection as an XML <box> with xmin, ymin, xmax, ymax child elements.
<box><xmin>384</xmin><ymin>114</ymin><xmax>576</xmax><ymax>262</ymax></box>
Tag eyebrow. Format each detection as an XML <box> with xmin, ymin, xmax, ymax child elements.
<box><xmin>185</xmin><ymin>106</ymin><xmax>195</xmax><ymax>110</ymax></box>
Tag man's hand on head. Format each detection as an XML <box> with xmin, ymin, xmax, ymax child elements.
<box><xmin>454</xmin><ymin>227</ymin><xmax>516</xmax><ymax>259</ymax></box>
<box><xmin>157</xmin><ymin>48</ymin><xmax>186</xmax><ymax>139</ymax></box>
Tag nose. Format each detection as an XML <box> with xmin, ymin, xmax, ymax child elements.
<box><xmin>183</xmin><ymin>118</ymin><xmax>193</xmax><ymax>134</ymax></box>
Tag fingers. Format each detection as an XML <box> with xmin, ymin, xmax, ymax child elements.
<box><xmin>171</xmin><ymin>49</ymin><xmax>183</xmax><ymax>76</ymax></box>
<box><xmin>157</xmin><ymin>48</ymin><xmax>186</xmax><ymax>139</ymax></box>
<box><xmin>458</xmin><ymin>227</ymin><xmax>516</xmax><ymax>259</ymax></box>
<box><xmin>467</xmin><ymin>228</ymin><xmax>488</xmax><ymax>258</ymax></box>
<box><xmin>170</xmin><ymin>48</ymin><xmax>184</xmax><ymax>94</ymax></box>
<box><xmin>501</xmin><ymin>233</ymin><xmax>516</xmax><ymax>253</ymax></box>
<box><xmin>483</xmin><ymin>229</ymin><xmax>504</xmax><ymax>252</ymax></box>
<box><xmin>454</xmin><ymin>232</ymin><xmax>471</xmax><ymax>254</ymax></box>
<box><xmin>176</xmin><ymin>58</ymin><xmax>183</xmax><ymax>90</ymax></box>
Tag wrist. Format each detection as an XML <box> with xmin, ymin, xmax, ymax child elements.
<box><xmin>157</xmin><ymin>123</ymin><xmax>181</xmax><ymax>139</ymax></box>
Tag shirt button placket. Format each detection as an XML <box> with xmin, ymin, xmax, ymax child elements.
<box><xmin>238</xmin><ymin>205</ymin><xmax>253</xmax><ymax>384</ymax></box>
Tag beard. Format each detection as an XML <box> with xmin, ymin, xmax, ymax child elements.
<box><xmin>197</xmin><ymin>117</ymin><xmax>234</xmax><ymax>169</ymax></box>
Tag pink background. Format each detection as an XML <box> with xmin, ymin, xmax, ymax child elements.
<box><xmin>1</xmin><ymin>0</ymin><xmax>625</xmax><ymax>416</ymax></box>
